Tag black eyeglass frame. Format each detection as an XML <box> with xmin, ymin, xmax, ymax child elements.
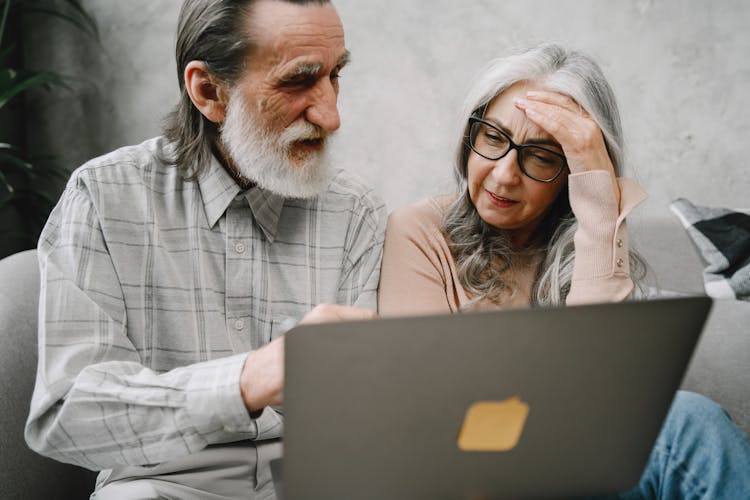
<box><xmin>466</xmin><ymin>116</ymin><xmax>568</xmax><ymax>183</ymax></box>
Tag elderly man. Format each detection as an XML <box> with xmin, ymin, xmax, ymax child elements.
<box><xmin>25</xmin><ymin>0</ymin><xmax>384</xmax><ymax>498</ymax></box>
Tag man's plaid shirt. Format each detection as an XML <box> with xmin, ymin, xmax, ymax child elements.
<box><xmin>25</xmin><ymin>136</ymin><xmax>386</xmax><ymax>472</ymax></box>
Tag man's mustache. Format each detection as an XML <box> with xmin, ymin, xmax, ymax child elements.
<box><xmin>279</xmin><ymin>122</ymin><xmax>328</xmax><ymax>147</ymax></box>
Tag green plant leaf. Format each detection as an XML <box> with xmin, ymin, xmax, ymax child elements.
<box><xmin>0</xmin><ymin>0</ymin><xmax>97</xmax><ymax>244</ymax></box>
<box><xmin>0</xmin><ymin>146</ymin><xmax>72</xmax><ymax>183</ymax></box>
<box><xmin>0</xmin><ymin>41</ymin><xmax>15</xmax><ymax>66</ymax></box>
<box><xmin>0</xmin><ymin>0</ymin><xmax>10</xmax><ymax>49</ymax></box>
<box><xmin>0</xmin><ymin>168</ymin><xmax>13</xmax><ymax>188</ymax></box>
<box><xmin>0</xmin><ymin>68</ymin><xmax>61</xmax><ymax>109</ymax></box>
<box><xmin>0</xmin><ymin>150</ymin><xmax>34</xmax><ymax>172</ymax></box>
<box><xmin>8</xmin><ymin>187</ymin><xmax>62</xmax><ymax>215</ymax></box>
<box><xmin>0</xmin><ymin>170</ymin><xmax>15</xmax><ymax>207</ymax></box>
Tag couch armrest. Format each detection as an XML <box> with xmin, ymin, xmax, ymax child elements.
<box><xmin>0</xmin><ymin>250</ymin><xmax>96</xmax><ymax>500</ymax></box>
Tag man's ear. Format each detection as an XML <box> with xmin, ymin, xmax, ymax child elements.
<box><xmin>184</xmin><ymin>60</ymin><xmax>230</xmax><ymax>123</ymax></box>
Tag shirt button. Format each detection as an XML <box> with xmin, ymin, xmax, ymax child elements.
<box><xmin>616</xmin><ymin>239</ymin><xmax>624</xmax><ymax>248</ymax></box>
<box><xmin>616</xmin><ymin>258</ymin><xmax>624</xmax><ymax>268</ymax></box>
<box><xmin>235</xmin><ymin>242</ymin><xmax>245</xmax><ymax>254</ymax></box>
<box><xmin>234</xmin><ymin>319</ymin><xmax>245</xmax><ymax>331</ymax></box>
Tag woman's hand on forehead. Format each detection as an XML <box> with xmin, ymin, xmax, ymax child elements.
<box><xmin>513</xmin><ymin>89</ymin><xmax>614</xmax><ymax>177</ymax></box>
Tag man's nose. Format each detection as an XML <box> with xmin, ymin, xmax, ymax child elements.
<box><xmin>305</xmin><ymin>79</ymin><xmax>340</xmax><ymax>132</ymax></box>
<box><xmin>490</xmin><ymin>149</ymin><xmax>523</xmax><ymax>184</ymax></box>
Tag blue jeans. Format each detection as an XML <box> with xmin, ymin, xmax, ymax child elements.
<box><xmin>611</xmin><ymin>391</ymin><xmax>750</xmax><ymax>499</ymax></box>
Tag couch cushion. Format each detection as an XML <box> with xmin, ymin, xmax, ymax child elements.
<box><xmin>629</xmin><ymin>213</ymin><xmax>704</xmax><ymax>294</ymax></box>
<box><xmin>682</xmin><ymin>299</ymin><xmax>750</xmax><ymax>437</ymax></box>
<box><xmin>670</xmin><ymin>199</ymin><xmax>750</xmax><ymax>301</ymax></box>
<box><xmin>631</xmin><ymin>212</ymin><xmax>749</xmax><ymax>437</ymax></box>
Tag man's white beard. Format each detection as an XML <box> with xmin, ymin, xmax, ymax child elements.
<box><xmin>219</xmin><ymin>89</ymin><xmax>333</xmax><ymax>199</ymax></box>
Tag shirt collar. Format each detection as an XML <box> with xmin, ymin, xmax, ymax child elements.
<box><xmin>197</xmin><ymin>155</ymin><xmax>286</xmax><ymax>242</ymax></box>
<box><xmin>244</xmin><ymin>184</ymin><xmax>286</xmax><ymax>243</ymax></box>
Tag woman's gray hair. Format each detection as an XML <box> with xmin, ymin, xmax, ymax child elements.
<box><xmin>162</xmin><ymin>0</ymin><xmax>330</xmax><ymax>179</ymax></box>
<box><xmin>444</xmin><ymin>42</ymin><xmax>646</xmax><ymax>307</ymax></box>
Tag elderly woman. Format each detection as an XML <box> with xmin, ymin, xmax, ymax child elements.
<box><xmin>378</xmin><ymin>44</ymin><xmax>749</xmax><ymax>498</ymax></box>
<box><xmin>379</xmin><ymin>44</ymin><xmax>646</xmax><ymax>314</ymax></box>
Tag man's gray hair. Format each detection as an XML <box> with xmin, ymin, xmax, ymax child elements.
<box><xmin>443</xmin><ymin>42</ymin><xmax>646</xmax><ymax>307</ymax></box>
<box><xmin>162</xmin><ymin>0</ymin><xmax>330</xmax><ymax>179</ymax></box>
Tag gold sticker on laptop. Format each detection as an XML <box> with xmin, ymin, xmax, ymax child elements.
<box><xmin>457</xmin><ymin>396</ymin><xmax>530</xmax><ymax>452</ymax></box>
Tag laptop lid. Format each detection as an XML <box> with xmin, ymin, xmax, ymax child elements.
<box><xmin>283</xmin><ymin>297</ymin><xmax>712</xmax><ymax>500</ymax></box>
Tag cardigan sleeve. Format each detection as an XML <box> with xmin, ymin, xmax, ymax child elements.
<box><xmin>378</xmin><ymin>201</ymin><xmax>457</xmax><ymax>317</ymax></box>
<box><xmin>566</xmin><ymin>171</ymin><xmax>647</xmax><ymax>305</ymax></box>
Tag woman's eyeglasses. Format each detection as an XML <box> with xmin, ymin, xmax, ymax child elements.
<box><xmin>466</xmin><ymin>117</ymin><xmax>568</xmax><ymax>183</ymax></box>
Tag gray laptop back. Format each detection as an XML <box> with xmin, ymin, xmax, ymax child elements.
<box><xmin>283</xmin><ymin>297</ymin><xmax>712</xmax><ymax>499</ymax></box>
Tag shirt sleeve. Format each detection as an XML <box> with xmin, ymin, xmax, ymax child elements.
<box><xmin>337</xmin><ymin>196</ymin><xmax>388</xmax><ymax>310</ymax></box>
<box><xmin>566</xmin><ymin>171</ymin><xmax>647</xmax><ymax>305</ymax></box>
<box><xmin>25</xmin><ymin>176</ymin><xmax>257</xmax><ymax>471</ymax></box>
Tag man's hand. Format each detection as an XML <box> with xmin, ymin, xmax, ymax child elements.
<box><xmin>240</xmin><ymin>336</ymin><xmax>285</xmax><ymax>413</ymax></box>
<box><xmin>239</xmin><ymin>304</ymin><xmax>376</xmax><ymax>412</ymax></box>
<box><xmin>299</xmin><ymin>303</ymin><xmax>377</xmax><ymax>325</ymax></box>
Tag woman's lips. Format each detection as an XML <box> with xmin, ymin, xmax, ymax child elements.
<box><xmin>486</xmin><ymin>189</ymin><xmax>519</xmax><ymax>208</ymax></box>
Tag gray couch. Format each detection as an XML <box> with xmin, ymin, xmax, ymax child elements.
<box><xmin>0</xmin><ymin>249</ymin><xmax>97</xmax><ymax>499</ymax></box>
<box><xmin>630</xmin><ymin>212</ymin><xmax>750</xmax><ymax>437</ymax></box>
<box><xmin>1</xmin><ymin>210</ymin><xmax>748</xmax><ymax>499</ymax></box>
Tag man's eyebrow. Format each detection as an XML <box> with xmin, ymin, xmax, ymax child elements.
<box><xmin>280</xmin><ymin>51</ymin><xmax>350</xmax><ymax>83</ymax></box>
<box><xmin>486</xmin><ymin>117</ymin><xmax>562</xmax><ymax>149</ymax></box>
<box><xmin>338</xmin><ymin>50</ymin><xmax>351</xmax><ymax>68</ymax></box>
<box><xmin>283</xmin><ymin>62</ymin><xmax>323</xmax><ymax>81</ymax></box>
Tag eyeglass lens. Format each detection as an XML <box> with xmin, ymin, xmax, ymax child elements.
<box><xmin>470</xmin><ymin>121</ymin><xmax>564</xmax><ymax>182</ymax></box>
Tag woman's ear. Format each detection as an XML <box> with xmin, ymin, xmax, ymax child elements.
<box><xmin>184</xmin><ymin>61</ymin><xmax>230</xmax><ymax>123</ymax></box>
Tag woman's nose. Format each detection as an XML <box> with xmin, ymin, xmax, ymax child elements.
<box><xmin>490</xmin><ymin>149</ymin><xmax>523</xmax><ymax>185</ymax></box>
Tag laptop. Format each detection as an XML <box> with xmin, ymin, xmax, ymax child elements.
<box><xmin>278</xmin><ymin>296</ymin><xmax>712</xmax><ymax>499</ymax></box>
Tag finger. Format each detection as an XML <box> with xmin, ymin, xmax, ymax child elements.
<box><xmin>524</xmin><ymin>90</ymin><xmax>587</xmax><ymax>117</ymax></box>
<box><xmin>517</xmin><ymin>98</ymin><xmax>596</xmax><ymax>147</ymax></box>
<box><xmin>301</xmin><ymin>304</ymin><xmax>377</xmax><ymax>324</ymax></box>
<box><xmin>333</xmin><ymin>305</ymin><xmax>377</xmax><ymax>321</ymax></box>
<box><xmin>517</xmin><ymin>99</ymin><xmax>571</xmax><ymax>138</ymax></box>
<box><xmin>521</xmin><ymin>101</ymin><xmax>615</xmax><ymax>175</ymax></box>
<box><xmin>517</xmin><ymin>97</ymin><xmax>579</xmax><ymax>127</ymax></box>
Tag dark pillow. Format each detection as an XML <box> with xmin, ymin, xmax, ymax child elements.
<box><xmin>670</xmin><ymin>198</ymin><xmax>750</xmax><ymax>301</ymax></box>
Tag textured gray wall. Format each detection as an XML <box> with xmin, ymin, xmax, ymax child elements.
<box><xmin>24</xmin><ymin>0</ymin><xmax>750</xmax><ymax>217</ymax></box>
